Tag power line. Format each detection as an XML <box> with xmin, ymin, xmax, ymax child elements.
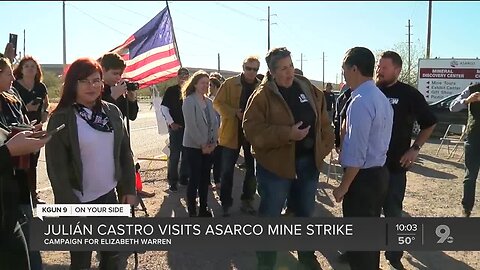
<box><xmin>214</xmin><ymin>2</ymin><xmax>261</xmax><ymax>21</ymax></box>
<box><xmin>74</xmin><ymin>4</ymin><xmax>140</xmax><ymax>28</ymax></box>
<box><xmin>274</xmin><ymin>20</ymin><xmax>305</xmax><ymax>50</ymax></box>
<box><xmin>108</xmin><ymin>2</ymin><xmax>151</xmax><ymax>20</ymax></box>
<box><xmin>244</xmin><ymin>2</ymin><xmax>266</xmax><ymax>13</ymax></box>
<box><xmin>67</xmin><ymin>3</ymin><xmax>127</xmax><ymax>36</ymax></box>
<box><xmin>170</xmin><ymin>8</ymin><xmax>214</xmax><ymax>27</ymax></box>
<box><xmin>174</xmin><ymin>26</ymin><xmax>237</xmax><ymax>49</ymax></box>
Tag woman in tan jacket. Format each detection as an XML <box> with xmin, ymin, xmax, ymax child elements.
<box><xmin>243</xmin><ymin>47</ymin><xmax>334</xmax><ymax>270</ymax></box>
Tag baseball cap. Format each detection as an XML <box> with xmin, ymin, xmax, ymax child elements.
<box><xmin>177</xmin><ymin>67</ymin><xmax>189</xmax><ymax>76</ymax></box>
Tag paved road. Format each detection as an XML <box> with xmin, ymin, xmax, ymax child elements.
<box><xmin>36</xmin><ymin>102</ymin><xmax>167</xmax><ymax>201</ymax></box>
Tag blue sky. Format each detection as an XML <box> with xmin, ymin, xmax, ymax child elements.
<box><xmin>1</xmin><ymin>1</ymin><xmax>479</xmax><ymax>83</ymax></box>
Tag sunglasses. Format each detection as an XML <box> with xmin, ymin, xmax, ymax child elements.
<box><xmin>244</xmin><ymin>66</ymin><xmax>259</xmax><ymax>72</ymax></box>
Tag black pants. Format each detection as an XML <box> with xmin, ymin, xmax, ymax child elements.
<box><xmin>462</xmin><ymin>139</ymin><xmax>480</xmax><ymax>212</ymax></box>
<box><xmin>0</xmin><ymin>221</ymin><xmax>30</xmax><ymax>270</ymax></box>
<box><xmin>184</xmin><ymin>147</ymin><xmax>213</xmax><ymax>215</ymax></box>
<box><xmin>383</xmin><ymin>170</ymin><xmax>407</xmax><ymax>263</ymax></box>
<box><xmin>211</xmin><ymin>145</ymin><xmax>222</xmax><ymax>184</ymax></box>
<box><xmin>28</xmin><ymin>151</ymin><xmax>41</xmax><ymax>199</ymax></box>
<box><xmin>167</xmin><ymin>127</ymin><xmax>189</xmax><ymax>187</ymax></box>
<box><xmin>220</xmin><ymin>139</ymin><xmax>256</xmax><ymax>208</ymax></box>
<box><xmin>342</xmin><ymin>166</ymin><xmax>389</xmax><ymax>270</ymax></box>
<box><xmin>70</xmin><ymin>190</ymin><xmax>120</xmax><ymax>270</ymax></box>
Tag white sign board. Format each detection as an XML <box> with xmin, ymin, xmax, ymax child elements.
<box><xmin>417</xmin><ymin>58</ymin><xmax>480</xmax><ymax>103</ymax></box>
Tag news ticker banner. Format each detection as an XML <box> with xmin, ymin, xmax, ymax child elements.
<box><xmin>36</xmin><ymin>204</ymin><xmax>131</xmax><ymax>220</ymax></box>
<box><xmin>30</xmin><ymin>205</ymin><xmax>480</xmax><ymax>251</ymax></box>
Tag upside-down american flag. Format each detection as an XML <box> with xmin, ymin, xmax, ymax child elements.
<box><xmin>111</xmin><ymin>7</ymin><xmax>181</xmax><ymax>88</ymax></box>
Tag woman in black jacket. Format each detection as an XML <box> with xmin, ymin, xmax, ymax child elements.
<box><xmin>0</xmin><ymin>55</ymin><xmax>49</xmax><ymax>270</ymax></box>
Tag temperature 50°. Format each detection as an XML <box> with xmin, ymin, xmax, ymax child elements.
<box><xmin>398</xmin><ymin>236</ymin><xmax>415</xmax><ymax>245</ymax></box>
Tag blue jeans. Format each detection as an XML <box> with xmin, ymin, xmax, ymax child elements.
<box><xmin>462</xmin><ymin>140</ymin><xmax>480</xmax><ymax>212</ymax></box>
<box><xmin>383</xmin><ymin>171</ymin><xmax>407</xmax><ymax>263</ymax></box>
<box><xmin>167</xmin><ymin>127</ymin><xmax>189</xmax><ymax>186</ymax></box>
<box><xmin>220</xmin><ymin>141</ymin><xmax>256</xmax><ymax>208</ymax></box>
<box><xmin>256</xmin><ymin>155</ymin><xmax>319</xmax><ymax>269</ymax></box>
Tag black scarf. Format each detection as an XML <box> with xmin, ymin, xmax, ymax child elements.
<box><xmin>74</xmin><ymin>103</ymin><xmax>113</xmax><ymax>133</ymax></box>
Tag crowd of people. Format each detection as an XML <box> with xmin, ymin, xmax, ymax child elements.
<box><xmin>1</xmin><ymin>39</ymin><xmax>479</xmax><ymax>270</ymax></box>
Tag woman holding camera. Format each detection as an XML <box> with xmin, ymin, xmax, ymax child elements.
<box><xmin>45</xmin><ymin>57</ymin><xmax>136</xmax><ymax>269</ymax></box>
<box><xmin>13</xmin><ymin>56</ymin><xmax>49</xmax><ymax>206</ymax></box>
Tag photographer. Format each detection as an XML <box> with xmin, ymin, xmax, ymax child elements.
<box><xmin>99</xmin><ymin>52</ymin><xmax>139</xmax><ymax>121</ymax></box>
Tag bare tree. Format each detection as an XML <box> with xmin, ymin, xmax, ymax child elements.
<box><xmin>393</xmin><ymin>39</ymin><xmax>425</xmax><ymax>87</ymax></box>
<box><xmin>375</xmin><ymin>39</ymin><xmax>425</xmax><ymax>87</ymax></box>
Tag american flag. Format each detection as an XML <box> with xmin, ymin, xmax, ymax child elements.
<box><xmin>111</xmin><ymin>7</ymin><xmax>181</xmax><ymax>88</ymax></box>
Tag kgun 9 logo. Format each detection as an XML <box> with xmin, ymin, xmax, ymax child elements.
<box><xmin>436</xmin><ymin>225</ymin><xmax>454</xmax><ymax>244</ymax></box>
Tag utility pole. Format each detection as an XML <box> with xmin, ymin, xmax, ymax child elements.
<box><xmin>267</xmin><ymin>6</ymin><xmax>270</xmax><ymax>51</ymax></box>
<box><xmin>217</xmin><ymin>53</ymin><xmax>220</xmax><ymax>72</ymax></box>
<box><xmin>261</xmin><ymin>6</ymin><xmax>276</xmax><ymax>51</ymax></box>
<box><xmin>296</xmin><ymin>53</ymin><xmax>308</xmax><ymax>71</ymax></box>
<box><xmin>321</xmin><ymin>52</ymin><xmax>326</xmax><ymax>89</ymax></box>
<box><xmin>23</xmin><ymin>29</ymin><xmax>25</xmax><ymax>57</ymax></box>
<box><xmin>407</xmin><ymin>19</ymin><xmax>412</xmax><ymax>84</ymax></box>
<box><xmin>426</xmin><ymin>0</ymin><xmax>432</xmax><ymax>58</ymax></box>
<box><xmin>62</xmin><ymin>1</ymin><xmax>67</xmax><ymax>67</ymax></box>
<box><xmin>301</xmin><ymin>53</ymin><xmax>303</xmax><ymax>71</ymax></box>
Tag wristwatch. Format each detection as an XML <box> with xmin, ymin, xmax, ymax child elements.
<box><xmin>411</xmin><ymin>144</ymin><xmax>421</xmax><ymax>151</ymax></box>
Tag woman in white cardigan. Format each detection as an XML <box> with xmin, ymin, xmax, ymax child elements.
<box><xmin>182</xmin><ymin>70</ymin><xmax>219</xmax><ymax>217</ymax></box>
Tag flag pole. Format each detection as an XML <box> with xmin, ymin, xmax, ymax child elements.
<box><xmin>165</xmin><ymin>1</ymin><xmax>182</xmax><ymax>66</ymax></box>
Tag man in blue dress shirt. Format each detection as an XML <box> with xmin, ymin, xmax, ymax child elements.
<box><xmin>333</xmin><ymin>47</ymin><xmax>394</xmax><ymax>270</ymax></box>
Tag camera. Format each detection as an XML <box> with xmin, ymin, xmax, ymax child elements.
<box><xmin>126</xmin><ymin>81</ymin><xmax>140</xmax><ymax>91</ymax></box>
<box><xmin>31</xmin><ymin>97</ymin><xmax>43</xmax><ymax>106</ymax></box>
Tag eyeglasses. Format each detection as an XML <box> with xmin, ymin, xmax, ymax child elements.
<box><xmin>244</xmin><ymin>66</ymin><xmax>259</xmax><ymax>72</ymax></box>
<box><xmin>78</xmin><ymin>78</ymin><xmax>103</xmax><ymax>87</ymax></box>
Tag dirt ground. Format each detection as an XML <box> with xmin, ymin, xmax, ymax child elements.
<box><xmin>38</xmin><ymin>139</ymin><xmax>479</xmax><ymax>270</ymax></box>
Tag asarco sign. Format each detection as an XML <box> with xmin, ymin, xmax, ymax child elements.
<box><xmin>418</xmin><ymin>58</ymin><xmax>480</xmax><ymax>103</ymax></box>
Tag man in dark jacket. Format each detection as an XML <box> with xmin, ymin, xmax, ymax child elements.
<box><xmin>333</xmin><ymin>86</ymin><xmax>352</xmax><ymax>152</ymax></box>
<box><xmin>324</xmin><ymin>82</ymin><xmax>335</xmax><ymax>121</ymax></box>
<box><xmin>161</xmin><ymin>68</ymin><xmax>190</xmax><ymax>192</ymax></box>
